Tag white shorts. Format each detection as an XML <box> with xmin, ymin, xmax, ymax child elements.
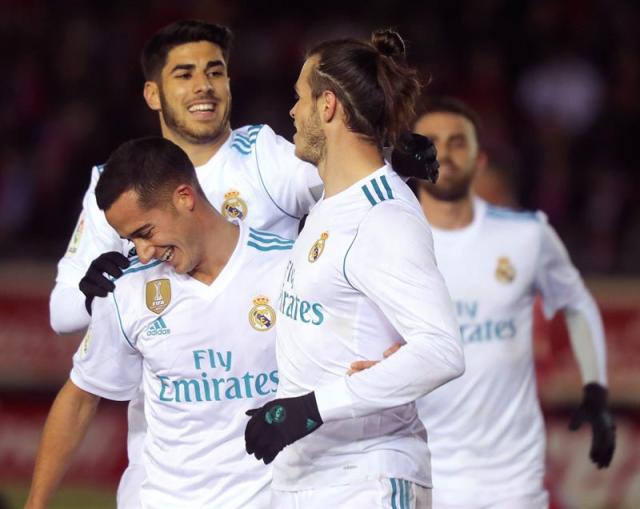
<box><xmin>272</xmin><ymin>478</ymin><xmax>431</xmax><ymax>509</ymax></box>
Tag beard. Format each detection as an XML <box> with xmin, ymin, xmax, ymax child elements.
<box><xmin>295</xmin><ymin>107</ymin><xmax>326</xmax><ymax>165</ymax></box>
<box><xmin>423</xmin><ymin>158</ymin><xmax>474</xmax><ymax>202</ymax></box>
<box><xmin>159</xmin><ymin>87</ymin><xmax>231</xmax><ymax>145</ymax></box>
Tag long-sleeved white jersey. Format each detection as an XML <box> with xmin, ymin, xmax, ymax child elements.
<box><xmin>416</xmin><ymin>197</ymin><xmax>607</xmax><ymax>508</ymax></box>
<box><xmin>273</xmin><ymin>165</ymin><xmax>464</xmax><ymax>491</ymax></box>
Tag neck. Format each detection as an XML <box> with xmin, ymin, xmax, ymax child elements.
<box><xmin>162</xmin><ymin>125</ymin><xmax>232</xmax><ymax>167</ymax></box>
<box><xmin>319</xmin><ymin>134</ymin><xmax>384</xmax><ymax>198</ymax></box>
<box><xmin>189</xmin><ymin>205</ymin><xmax>239</xmax><ymax>284</ymax></box>
<box><xmin>417</xmin><ymin>183</ymin><xmax>475</xmax><ymax>230</ymax></box>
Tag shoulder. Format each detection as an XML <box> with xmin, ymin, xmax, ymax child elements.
<box><xmin>246</xmin><ymin>227</ymin><xmax>295</xmax><ymax>253</ymax></box>
<box><xmin>229</xmin><ymin>124</ymin><xmax>266</xmax><ymax>156</ymax></box>
<box><xmin>485</xmin><ymin>202</ymin><xmax>543</xmax><ymax>223</ymax></box>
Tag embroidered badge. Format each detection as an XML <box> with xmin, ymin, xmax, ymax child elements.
<box><xmin>308</xmin><ymin>232</ymin><xmax>329</xmax><ymax>263</ymax></box>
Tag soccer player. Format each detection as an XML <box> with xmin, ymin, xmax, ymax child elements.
<box><xmin>27</xmin><ymin>138</ymin><xmax>290</xmax><ymax>509</ymax></box>
<box><xmin>48</xmin><ymin>20</ymin><xmax>322</xmax><ymax>507</ymax></box>
<box><xmin>244</xmin><ymin>30</ymin><xmax>464</xmax><ymax>508</ymax></box>
<box><xmin>411</xmin><ymin>97</ymin><xmax>615</xmax><ymax>509</ymax></box>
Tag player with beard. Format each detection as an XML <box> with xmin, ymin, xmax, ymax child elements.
<box><xmin>409</xmin><ymin>97</ymin><xmax>614</xmax><ymax>508</ymax></box>
<box><xmin>48</xmin><ymin>20</ymin><xmax>323</xmax><ymax>508</ymax></box>
<box><xmin>244</xmin><ymin>31</ymin><xmax>463</xmax><ymax>508</ymax></box>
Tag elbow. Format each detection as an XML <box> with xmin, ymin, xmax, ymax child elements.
<box><xmin>49</xmin><ymin>287</ymin><xmax>89</xmax><ymax>335</ymax></box>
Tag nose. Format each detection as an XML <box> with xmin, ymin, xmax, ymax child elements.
<box><xmin>133</xmin><ymin>239</ymin><xmax>155</xmax><ymax>264</ymax></box>
<box><xmin>289</xmin><ymin>104</ymin><xmax>295</xmax><ymax>120</ymax></box>
<box><xmin>193</xmin><ymin>71</ymin><xmax>213</xmax><ymax>95</ymax></box>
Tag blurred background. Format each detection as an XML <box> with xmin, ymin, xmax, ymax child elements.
<box><xmin>0</xmin><ymin>0</ymin><xmax>638</xmax><ymax>508</ymax></box>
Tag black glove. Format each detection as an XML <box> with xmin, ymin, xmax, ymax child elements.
<box><xmin>391</xmin><ymin>133</ymin><xmax>439</xmax><ymax>183</ymax></box>
<box><xmin>569</xmin><ymin>383</ymin><xmax>615</xmax><ymax>468</ymax></box>
<box><xmin>245</xmin><ymin>392</ymin><xmax>323</xmax><ymax>465</ymax></box>
<box><xmin>79</xmin><ymin>251</ymin><xmax>130</xmax><ymax>314</ymax></box>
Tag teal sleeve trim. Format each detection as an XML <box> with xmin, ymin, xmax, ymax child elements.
<box><xmin>111</xmin><ymin>293</ymin><xmax>135</xmax><ymax>350</ymax></box>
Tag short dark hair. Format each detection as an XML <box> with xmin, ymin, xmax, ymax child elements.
<box><xmin>96</xmin><ymin>137</ymin><xmax>205</xmax><ymax>211</ymax></box>
<box><xmin>415</xmin><ymin>96</ymin><xmax>482</xmax><ymax>139</ymax></box>
<box><xmin>306</xmin><ymin>29</ymin><xmax>422</xmax><ymax>148</ymax></box>
<box><xmin>141</xmin><ymin>20</ymin><xmax>233</xmax><ymax>81</ymax></box>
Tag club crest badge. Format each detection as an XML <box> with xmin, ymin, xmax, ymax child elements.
<box><xmin>146</xmin><ymin>279</ymin><xmax>171</xmax><ymax>314</ymax></box>
<box><xmin>249</xmin><ymin>296</ymin><xmax>276</xmax><ymax>331</ymax></box>
<box><xmin>495</xmin><ymin>257</ymin><xmax>516</xmax><ymax>284</ymax></box>
<box><xmin>308</xmin><ymin>232</ymin><xmax>329</xmax><ymax>263</ymax></box>
<box><xmin>222</xmin><ymin>190</ymin><xmax>248</xmax><ymax>220</ymax></box>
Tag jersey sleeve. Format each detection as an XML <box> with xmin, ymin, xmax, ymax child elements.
<box><xmin>254</xmin><ymin>125</ymin><xmax>323</xmax><ymax>219</ymax></box>
<box><xmin>70</xmin><ymin>285</ymin><xmax>142</xmax><ymax>401</ymax></box>
<box><xmin>314</xmin><ymin>201</ymin><xmax>464</xmax><ymax>421</ymax></box>
<box><xmin>50</xmin><ymin>166</ymin><xmax>128</xmax><ymax>334</ymax></box>
<box><xmin>534</xmin><ymin>215</ymin><xmax>607</xmax><ymax>384</ymax></box>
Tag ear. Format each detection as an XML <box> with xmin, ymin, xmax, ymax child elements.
<box><xmin>144</xmin><ymin>81</ymin><xmax>161</xmax><ymax>111</ymax></box>
<box><xmin>320</xmin><ymin>91</ymin><xmax>337</xmax><ymax>123</ymax></box>
<box><xmin>475</xmin><ymin>150</ymin><xmax>489</xmax><ymax>173</ymax></box>
<box><xmin>173</xmin><ymin>184</ymin><xmax>197</xmax><ymax>212</ymax></box>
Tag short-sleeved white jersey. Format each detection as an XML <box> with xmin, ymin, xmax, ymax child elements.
<box><xmin>52</xmin><ymin>124</ymin><xmax>322</xmax><ymax>504</ymax></box>
<box><xmin>272</xmin><ymin>165</ymin><xmax>463</xmax><ymax>491</ymax></box>
<box><xmin>53</xmin><ymin>124</ymin><xmax>321</xmax><ymax>321</ymax></box>
<box><xmin>71</xmin><ymin>222</ymin><xmax>291</xmax><ymax>508</ymax></box>
<box><xmin>416</xmin><ymin>197</ymin><xmax>594</xmax><ymax>506</ymax></box>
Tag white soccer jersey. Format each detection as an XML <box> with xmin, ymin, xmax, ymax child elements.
<box><xmin>51</xmin><ymin>124</ymin><xmax>322</xmax><ymax>505</ymax></box>
<box><xmin>71</xmin><ymin>223</ymin><xmax>291</xmax><ymax>508</ymax></box>
<box><xmin>272</xmin><ymin>165</ymin><xmax>463</xmax><ymax>491</ymax></box>
<box><xmin>51</xmin><ymin>124</ymin><xmax>322</xmax><ymax>333</ymax></box>
<box><xmin>416</xmin><ymin>197</ymin><xmax>602</xmax><ymax>507</ymax></box>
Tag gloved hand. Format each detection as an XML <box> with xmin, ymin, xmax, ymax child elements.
<box><xmin>245</xmin><ymin>392</ymin><xmax>323</xmax><ymax>465</ymax></box>
<box><xmin>569</xmin><ymin>383</ymin><xmax>615</xmax><ymax>468</ymax></box>
<box><xmin>79</xmin><ymin>252</ymin><xmax>130</xmax><ymax>314</ymax></box>
<box><xmin>391</xmin><ymin>133</ymin><xmax>439</xmax><ymax>183</ymax></box>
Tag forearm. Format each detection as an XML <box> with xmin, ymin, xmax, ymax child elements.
<box><xmin>49</xmin><ymin>283</ymin><xmax>90</xmax><ymax>334</ymax></box>
<box><xmin>563</xmin><ymin>291</ymin><xmax>607</xmax><ymax>386</ymax></box>
<box><xmin>25</xmin><ymin>380</ymin><xmax>100</xmax><ymax>509</ymax></box>
<box><xmin>316</xmin><ymin>335</ymin><xmax>464</xmax><ymax>421</ymax></box>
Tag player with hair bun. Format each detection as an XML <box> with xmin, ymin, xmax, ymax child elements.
<box><xmin>244</xmin><ymin>30</ymin><xmax>462</xmax><ymax>509</ymax></box>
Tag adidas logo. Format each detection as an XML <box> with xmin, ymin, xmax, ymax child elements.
<box><xmin>147</xmin><ymin>317</ymin><xmax>171</xmax><ymax>336</ymax></box>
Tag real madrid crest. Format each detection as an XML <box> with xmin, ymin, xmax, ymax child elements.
<box><xmin>249</xmin><ymin>296</ymin><xmax>276</xmax><ymax>331</ymax></box>
<box><xmin>308</xmin><ymin>232</ymin><xmax>329</xmax><ymax>263</ymax></box>
<box><xmin>495</xmin><ymin>257</ymin><xmax>516</xmax><ymax>284</ymax></box>
<box><xmin>146</xmin><ymin>279</ymin><xmax>171</xmax><ymax>314</ymax></box>
<box><xmin>222</xmin><ymin>190</ymin><xmax>248</xmax><ymax>220</ymax></box>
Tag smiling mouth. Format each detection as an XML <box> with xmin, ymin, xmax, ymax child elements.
<box><xmin>188</xmin><ymin>102</ymin><xmax>216</xmax><ymax>113</ymax></box>
<box><xmin>160</xmin><ymin>247</ymin><xmax>175</xmax><ymax>262</ymax></box>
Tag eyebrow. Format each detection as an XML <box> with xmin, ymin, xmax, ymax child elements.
<box><xmin>170</xmin><ymin>60</ymin><xmax>226</xmax><ymax>74</ymax></box>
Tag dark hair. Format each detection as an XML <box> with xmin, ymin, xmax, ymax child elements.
<box><xmin>141</xmin><ymin>20</ymin><xmax>233</xmax><ymax>81</ymax></box>
<box><xmin>415</xmin><ymin>96</ymin><xmax>482</xmax><ymax>140</ymax></box>
<box><xmin>306</xmin><ymin>29</ymin><xmax>422</xmax><ymax>148</ymax></box>
<box><xmin>96</xmin><ymin>137</ymin><xmax>205</xmax><ymax>211</ymax></box>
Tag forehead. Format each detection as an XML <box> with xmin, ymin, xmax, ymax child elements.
<box><xmin>164</xmin><ymin>41</ymin><xmax>225</xmax><ymax>69</ymax></box>
<box><xmin>105</xmin><ymin>190</ymin><xmax>151</xmax><ymax>234</ymax></box>
<box><xmin>296</xmin><ymin>56</ymin><xmax>319</xmax><ymax>89</ymax></box>
<box><xmin>414</xmin><ymin>112</ymin><xmax>476</xmax><ymax>139</ymax></box>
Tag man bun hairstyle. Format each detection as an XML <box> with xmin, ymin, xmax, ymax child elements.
<box><xmin>95</xmin><ymin>137</ymin><xmax>205</xmax><ymax>212</ymax></box>
<box><xmin>141</xmin><ymin>20</ymin><xmax>233</xmax><ymax>81</ymax></box>
<box><xmin>306</xmin><ymin>28</ymin><xmax>421</xmax><ymax>149</ymax></box>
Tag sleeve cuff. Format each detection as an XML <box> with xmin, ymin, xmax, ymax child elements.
<box><xmin>70</xmin><ymin>368</ymin><xmax>137</xmax><ymax>402</ymax></box>
<box><xmin>313</xmin><ymin>376</ymin><xmax>354</xmax><ymax>422</ymax></box>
